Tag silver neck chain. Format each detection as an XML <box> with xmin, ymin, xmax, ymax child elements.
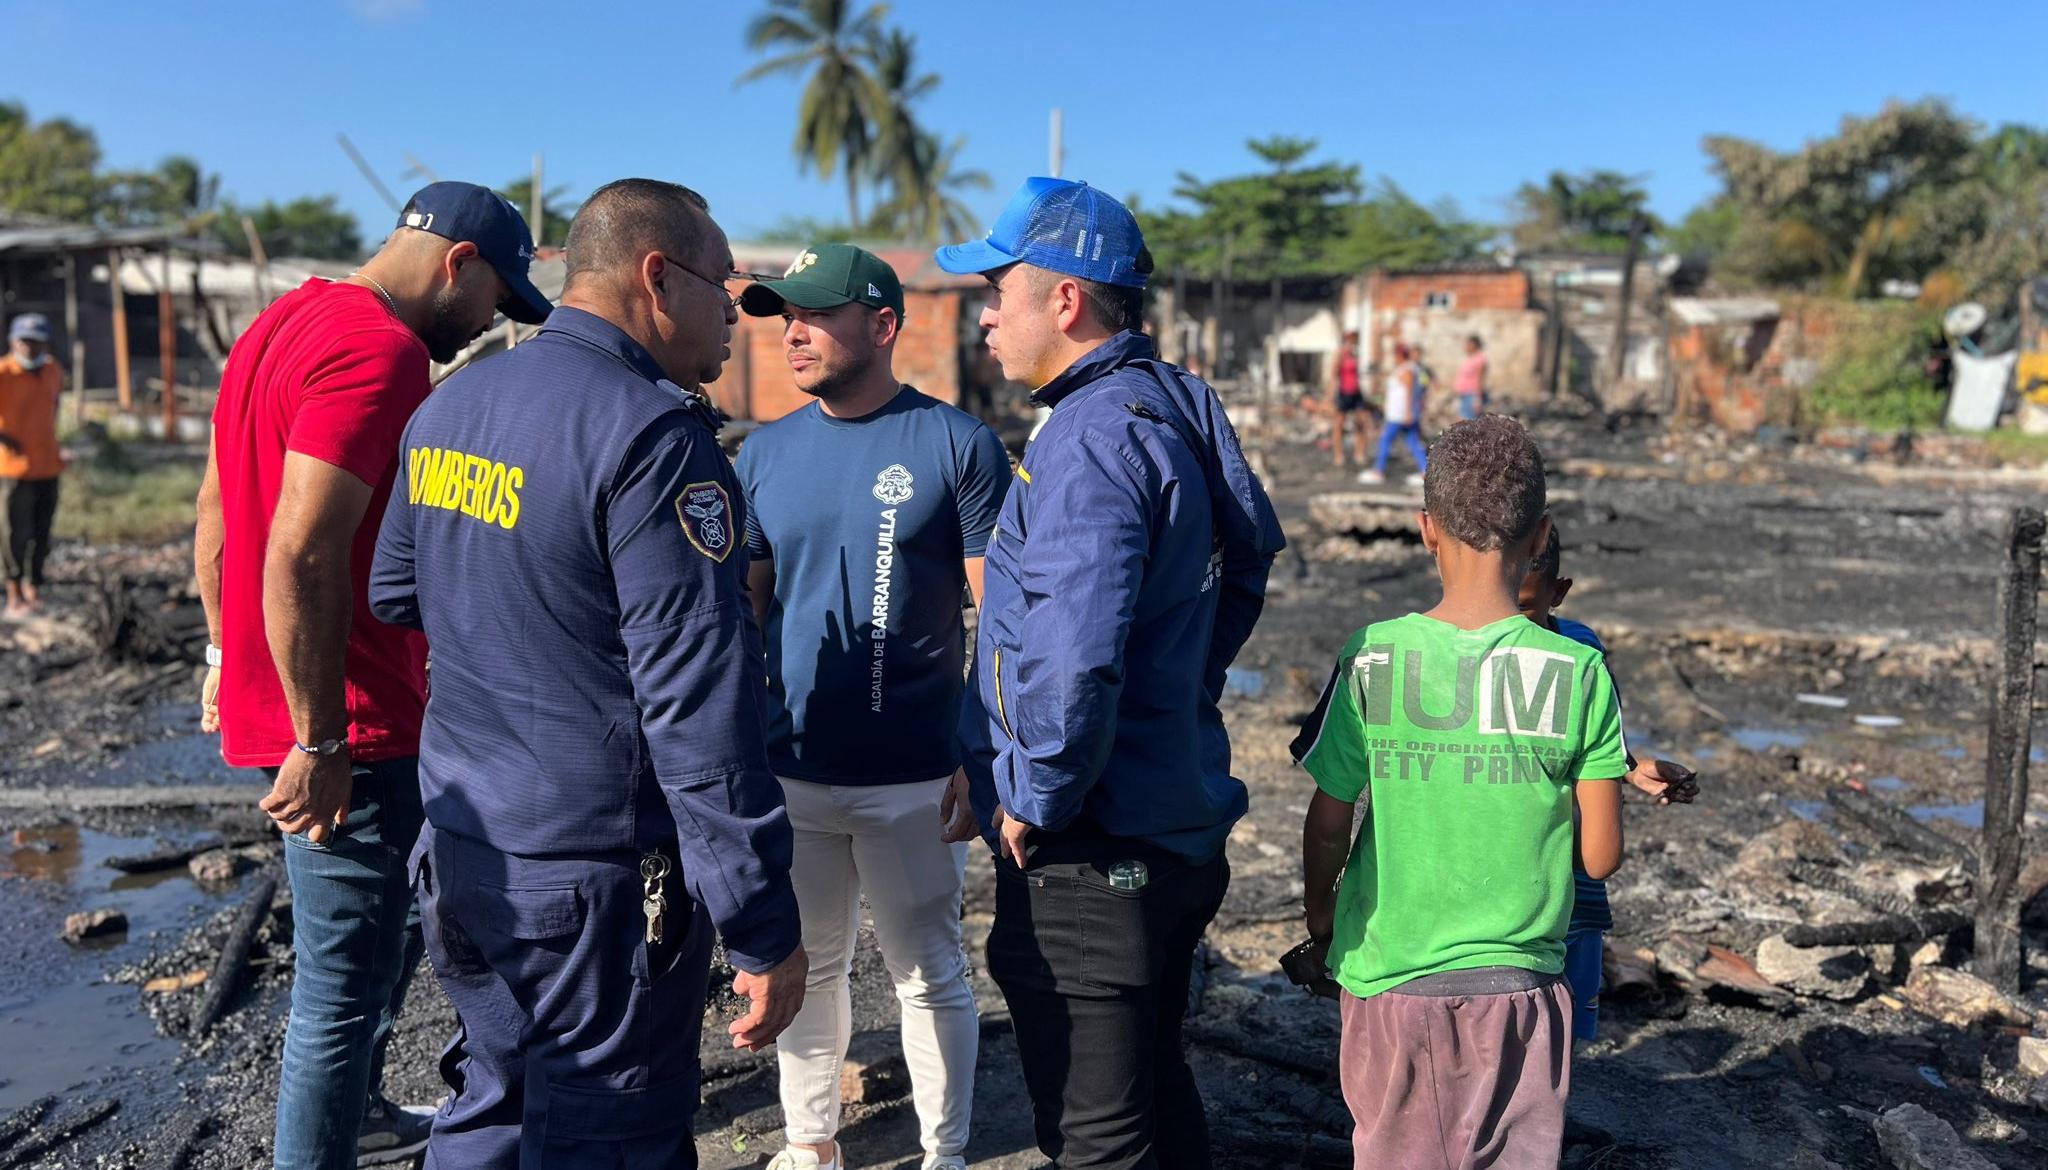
<box><xmin>349</xmin><ymin>272</ymin><xmax>399</xmax><ymax>316</ymax></box>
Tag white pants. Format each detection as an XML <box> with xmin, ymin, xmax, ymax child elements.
<box><xmin>776</xmin><ymin>775</ymin><xmax>977</xmax><ymax>1157</ymax></box>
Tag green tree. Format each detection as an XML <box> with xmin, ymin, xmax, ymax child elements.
<box><xmin>740</xmin><ymin>0</ymin><xmax>890</xmax><ymax>228</ymax></box>
<box><xmin>871</xmin><ymin>131</ymin><xmax>989</xmax><ymax>243</ymax></box>
<box><xmin>1332</xmin><ymin>182</ymin><xmax>1493</xmax><ymax>271</ymax></box>
<box><xmin>1155</xmin><ymin>137</ymin><xmax>1490</xmax><ymax>280</ymax></box>
<box><xmin>1703</xmin><ymin>99</ymin><xmax>1979</xmax><ymax>295</ymax></box>
<box><xmin>1943</xmin><ymin>123</ymin><xmax>2048</xmax><ymax>301</ymax></box>
<box><xmin>1663</xmin><ymin>197</ymin><xmax>1741</xmax><ymax>260</ymax></box>
<box><xmin>866</xmin><ymin>27</ymin><xmax>935</xmax><ymax>195</ymax></box>
<box><xmin>1509</xmin><ymin>169</ymin><xmax>1656</xmax><ymax>254</ymax></box>
<box><xmin>99</xmin><ymin>154</ymin><xmax>222</xmax><ymax>229</ymax></box>
<box><xmin>0</xmin><ymin>101</ymin><xmax>103</xmax><ymax>222</ymax></box>
<box><xmin>217</xmin><ymin>195</ymin><xmax>363</xmax><ymax>261</ymax></box>
<box><xmin>495</xmin><ymin>177</ymin><xmax>576</xmax><ymax>246</ymax></box>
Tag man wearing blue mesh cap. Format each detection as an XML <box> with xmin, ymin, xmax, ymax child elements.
<box><xmin>936</xmin><ymin>178</ymin><xmax>1286</xmax><ymax>1169</ymax></box>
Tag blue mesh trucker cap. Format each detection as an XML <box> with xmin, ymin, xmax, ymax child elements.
<box><xmin>934</xmin><ymin>177</ymin><xmax>1150</xmax><ymax>289</ymax></box>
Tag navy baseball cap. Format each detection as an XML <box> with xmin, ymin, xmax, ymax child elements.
<box><xmin>934</xmin><ymin>177</ymin><xmax>1150</xmax><ymax>289</ymax></box>
<box><xmin>397</xmin><ymin>182</ymin><xmax>553</xmax><ymax>325</ymax></box>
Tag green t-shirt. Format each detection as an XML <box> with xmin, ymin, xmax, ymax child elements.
<box><xmin>1299</xmin><ymin>613</ymin><xmax>1627</xmax><ymax>998</ymax></box>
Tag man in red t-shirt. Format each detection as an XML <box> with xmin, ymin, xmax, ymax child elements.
<box><xmin>195</xmin><ymin>181</ymin><xmax>550</xmax><ymax>1170</ymax></box>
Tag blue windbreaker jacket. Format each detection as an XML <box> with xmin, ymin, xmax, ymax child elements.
<box><xmin>958</xmin><ymin>331</ymin><xmax>1285</xmax><ymax>861</ymax></box>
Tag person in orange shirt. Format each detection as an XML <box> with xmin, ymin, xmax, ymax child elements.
<box><xmin>0</xmin><ymin>313</ymin><xmax>64</xmax><ymax>618</ymax></box>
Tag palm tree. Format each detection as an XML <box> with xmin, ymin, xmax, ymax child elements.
<box><xmin>874</xmin><ymin>132</ymin><xmax>990</xmax><ymax>244</ymax></box>
<box><xmin>866</xmin><ymin>28</ymin><xmax>936</xmax><ymax>194</ymax></box>
<box><xmin>740</xmin><ymin>0</ymin><xmax>889</xmax><ymax>228</ymax></box>
<box><xmin>861</xmin><ymin>27</ymin><xmax>988</xmax><ymax>242</ymax></box>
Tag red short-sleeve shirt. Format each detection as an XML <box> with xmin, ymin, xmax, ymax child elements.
<box><xmin>212</xmin><ymin>280</ymin><xmax>432</xmax><ymax>767</ymax></box>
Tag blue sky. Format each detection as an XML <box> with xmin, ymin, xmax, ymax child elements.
<box><xmin>7</xmin><ymin>0</ymin><xmax>2045</xmax><ymax>244</ymax></box>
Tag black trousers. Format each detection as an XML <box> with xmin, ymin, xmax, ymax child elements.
<box><xmin>986</xmin><ymin>840</ymin><xmax>1229</xmax><ymax>1170</ymax></box>
<box><xmin>0</xmin><ymin>476</ymin><xmax>58</xmax><ymax>586</ymax></box>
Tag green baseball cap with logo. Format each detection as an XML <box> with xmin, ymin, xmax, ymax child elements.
<box><xmin>739</xmin><ymin>243</ymin><xmax>906</xmax><ymax>321</ymax></box>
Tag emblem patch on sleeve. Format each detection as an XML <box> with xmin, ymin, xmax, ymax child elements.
<box><xmin>676</xmin><ymin>481</ymin><xmax>735</xmax><ymax>561</ymax></box>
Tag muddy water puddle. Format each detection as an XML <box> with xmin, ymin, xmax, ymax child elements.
<box><xmin>0</xmin><ymin>821</ymin><xmax>244</xmax><ymax>1112</ymax></box>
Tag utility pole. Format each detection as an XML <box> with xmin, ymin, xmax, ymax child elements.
<box><xmin>1049</xmin><ymin>108</ymin><xmax>1063</xmax><ymax>178</ymax></box>
<box><xmin>1608</xmin><ymin>214</ymin><xmax>1648</xmax><ymax>390</ymax></box>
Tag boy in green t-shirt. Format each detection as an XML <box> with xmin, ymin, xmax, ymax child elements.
<box><xmin>1299</xmin><ymin>415</ymin><xmax>1626</xmax><ymax>1169</ymax></box>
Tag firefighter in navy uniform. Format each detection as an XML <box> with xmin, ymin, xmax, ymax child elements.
<box><xmin>369</xmin><ymin>178</ymin><xmax>806</xmax><ymax>1169</ymax></box>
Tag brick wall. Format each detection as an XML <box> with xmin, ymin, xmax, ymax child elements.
<box><xmin>1671</xmin><ymin>295</ymin><xmax>1888</xmax><ymax>433</ymax></box>
<box><xmin>1366</xmin><ymin>269</ymin><xmax>1530</xmax><ymax>312</ymax></box>
<box><xmin>705</xmin><ymin>286</ymin><xmax>968</xmax><ymax>422</ymax></box>
<box><xmin>1365</xmin><ymin>307</ymin><xmax>1547</xmax><ymax>409</ymax></box>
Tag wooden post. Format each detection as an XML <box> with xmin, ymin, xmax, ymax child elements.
<box><xmin>109</xmin><ymin>248</ymin><xmax>133</xmax><ymax>411</ymax></box>
<box><xmin>1976</xmin><ymin>505</ymin><xmax>2044</xmax><ymax>992</ymax></box>
<box><xmin>159</xmin><ymin>244</ymin><xmax>177</xmax><ymax>440</ymax></box>
<box><xmin>1269</xmin><ymin>274</ymin><xmax>1283</xmax><ymax>398</ymax></box>
<box><xmin>1546</xmin><ymin>274</ymin><xmax>1566</xmax><ymax>401</ymax></box>
<box><xmin>241</xmin><ymin>215</ymin><xmax>271</xmax><ymax>305</ymax></box>
<box><xmin>62</xmin><ymin>252</ymin><xmax>84</xmax><ymax>421</ymax></box>
<box><xmin>1608</xmin><ymin>214</ymin><xmax>1647</xmax><ymax>390</ymax></box>
<box><xmin>1172</xmin><ymin>265</ymin><xmax>1188</xmax><ymax>365</ymax></box>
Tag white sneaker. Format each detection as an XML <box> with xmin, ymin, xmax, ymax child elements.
<box><xmin>1404</xmin><ymin>472</ymin><xmax>1425</xmax><ymax>487</ymax></box>
<box><xmin>767</xmin><ymin>1147</ymin><xmax>840</xmax><ymax>1170</ymax></box>
<box><xmin>923</xmin><ymin>1158</ymin><xmax>969</xmax><ymax>1170</ymax></box>
<box><xmin>1356</xmin><ymin>468</ymin><xmax>1385</xmax><ymax>485</ymax></box>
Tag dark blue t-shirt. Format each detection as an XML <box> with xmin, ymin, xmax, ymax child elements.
<box><xmin>1556</xmin><ymin>616</ymin><xmax>1617</xmax><ymax>934</ymax></box>
<box><xmin>738</xmin><ymin>386</ymin><xmax>1011</xmax><ymax>785</ymax></box>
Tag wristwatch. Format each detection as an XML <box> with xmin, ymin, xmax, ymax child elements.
<box><xmin>293</xmin><ymin>738</ymin><xmax>348</xmax><ymax>758</ymax></box>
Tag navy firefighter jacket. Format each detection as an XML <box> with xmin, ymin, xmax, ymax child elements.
<box><xmin>958</xmin><ymin>330</ymin><xmax>1286</xmax><ymax>862</ymax></box>
<box><xmin>368</xmin><ymin>306</ymin><xmax>799</xmax><ymax>973</ymax></box>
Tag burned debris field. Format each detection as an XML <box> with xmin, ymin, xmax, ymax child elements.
<box><xmin>3</xmin><ymin>412</ymin><xmax>2046</xmax><ymax>1169</ymax></box>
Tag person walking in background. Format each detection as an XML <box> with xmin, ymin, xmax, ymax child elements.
<box><xmin>1457</xmin><ymin>334</ymin><xmax>1490</xmax><ymax>419</ymax></box>
<box><xmin>1360</xmin><ymin>342</ymin><xmax>1426</xmax><ymax>486</ymax></box>
<box><xmin>0</xmin><ymin>313</ymin><xmax>65</xmax><ymax>618</ymax></box>
<box><xmin>1329</xmin><ymin>329</ymin><xmax>1376</xmax><ymax>469</ymax></box>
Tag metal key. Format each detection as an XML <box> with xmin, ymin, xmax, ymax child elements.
<box><xmin>640</xmin><ymin>853</ymin><xmax>671</xmax><ymax>944</ymax></box>
<box><xmin>643</xmin><ymin>893</ymin><xmax>666</xmax><ymax>944</ymax></box>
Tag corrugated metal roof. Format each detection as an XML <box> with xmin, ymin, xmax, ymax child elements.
<box><xmin>1669</xmin><ymin>297</ymin><xmax>1780</xmax><ymax>327</ymax></box>
<box><xmin>0</xmin><ymin>223</ymin><xmax>219</xmax><ymax>256</ymax></box>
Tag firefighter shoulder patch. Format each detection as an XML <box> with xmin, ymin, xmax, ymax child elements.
<box><xmin>675</xmin><ymin>481</ymin><xmax>735</xmax><ymax>561</ymax></box>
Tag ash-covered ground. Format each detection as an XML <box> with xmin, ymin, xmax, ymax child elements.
<box><xmin>4</xmin><ymin>411</ymin><xmax>2047</xmax><ymax>1169</ymax></box>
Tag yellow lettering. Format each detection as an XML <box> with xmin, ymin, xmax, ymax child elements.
<box><xmin>416</xmin><ymin>449</ymin><xmax>442</xmax><ymax>507</ymax></box>
<box><xmin>438</xmin><ymin>449</ymin><xmax>463</xmax><ymax>510</ymax></box>
<box><xmin>405</xmin><ymin>445</ymin><xmax>524</xmax><ymax>530</ymax></box>
<box><xmin>407</xmin><ymin>447</ymin><xmax>430</xmax><ymax>504</ymax></box>
<box><xmin>501</xmin><ymin>467</ymin><xmax>522</xmax><ymax>529</ymax></box>
<box><xmin>479</xmin><ymin>461</ymin><xmax>505</xmax><ymax>526</ymax></box>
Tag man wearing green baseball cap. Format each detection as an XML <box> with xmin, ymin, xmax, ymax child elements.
<box><xmin>736</xmin><ymin>243</ymin><xmax>1010</xmax><ymax>1170</ymax></box>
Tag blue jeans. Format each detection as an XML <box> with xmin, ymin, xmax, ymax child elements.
<box><xmin>1373</xmin><ymin>422</ymin><xmax>1428</xmax><ymax>474</ymax></box>
<box><xmin>1457</xmin><ymin>393</ymin><xmax>1483</xmax><ymax>420</ymax></box>
<box><xmin>273</xmin><ymin>756</ymin><xmax>427</xmax><ymax>1170</ymax></box>
<box><xmin>1562</xmin><ymin>929</ymin><xmax>1602</xmax><ymax>1042</ymax></box>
